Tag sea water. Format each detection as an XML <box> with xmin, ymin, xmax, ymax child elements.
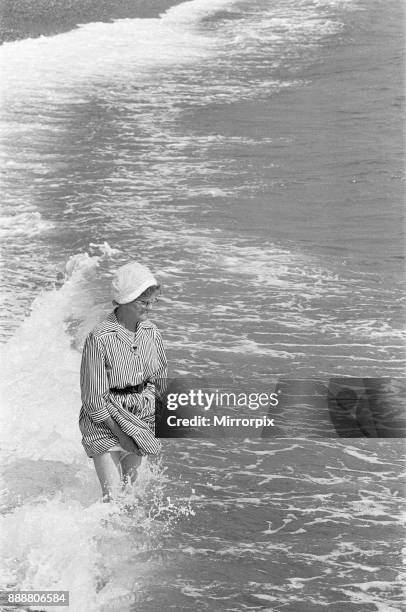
<box><xmin>0</xmin><ymin>0</ymin><xmax>404</xmax><ymax>610</ymax></box>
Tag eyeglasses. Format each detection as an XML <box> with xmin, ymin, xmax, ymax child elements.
<box><xmin>137</xmin><ymin>297</ymin><xmax>159</xmax><ymax>308</ymax></box>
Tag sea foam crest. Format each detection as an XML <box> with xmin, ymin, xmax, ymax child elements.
<box><xmin>162</xmin><ymin>0</ymin><xmax>240</xmax><ymax>24</ymax></box>
<box><xmin>0</xmin><ymin>247</ymin><xmax>117</xmax><ymax>463</ymax></box>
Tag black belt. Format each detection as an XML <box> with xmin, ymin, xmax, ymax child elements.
<box><xmin>110</xmin><ymin>382</ymin><xmax>147</xmax><ymax>394</ymax></box>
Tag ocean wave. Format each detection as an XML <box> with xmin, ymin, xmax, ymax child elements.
<box><xmin>0</xmin><ymin>0</ymin><xmax>353</xmax><ymax>108</ymax></box>
<box><xmin>0</xmin><ymin>248</ymin><xmax>117</xmax><ymax>462</ymax></box>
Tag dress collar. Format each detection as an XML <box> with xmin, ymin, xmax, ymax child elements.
<box><xmin>106</xmin><ymin>310</ymin><xmax>153</xmax><ymax>348</ymax></box>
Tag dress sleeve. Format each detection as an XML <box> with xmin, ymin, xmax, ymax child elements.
<box><xmin>80</xmin><ymin>333</ymin><xmax>111</xmax><ymax>423</ymax></box>
<box><xmin>149</xmin><ymin>327</ymin><xmax>168</xmax><ymax>400</ymax></box>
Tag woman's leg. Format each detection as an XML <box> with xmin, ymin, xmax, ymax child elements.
<box><xmin>93</xmin><ymin>451</ymin><xmax>123</xmax><ymax>501</ymax></box>
<box><xmin>120</xmin><ymin>453</ymin><xmax>142</xmax><ymax>486</ymax></box>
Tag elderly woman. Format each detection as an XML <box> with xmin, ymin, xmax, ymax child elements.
<box><xmin>79</xmin><ymin>261</ymin><xmax>167</xmax><ymax>501</ymax></box>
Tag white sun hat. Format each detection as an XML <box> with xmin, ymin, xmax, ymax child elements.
<box><xmin>112</xmin><ymin>262</ymin><xmax>158</xmax><ymax>304</ymax></box>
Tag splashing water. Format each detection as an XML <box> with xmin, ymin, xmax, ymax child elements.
<box><xmin>0</xmin><ymin>244</ymin><xmax>196</xmax><ymax>612</ymax></box>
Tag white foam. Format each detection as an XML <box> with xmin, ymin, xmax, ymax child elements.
<box><xmin>0</xmin><ymin>211</ymin><xmax>52</xmax><ymax>238</ymax></box>
<box><xmin>162</xmin><ymin>0</ymin><xmax>240</xmax><ymax>24</ymax></box>
<box><xmin>0</xmin><ymin>496</ymin><xmax>111</xmax><ymax>611</ymax></box>
<box><xmin>0</xmin><ymin>14</ymin><xmax>218</xmax><ymax>103</ymax></box>
<box><xmin>0</xmin><ymin>459</ymin><xmax>186</xmax><ymax>612</ymax></box>
<box><xmin>343</xmin><ymin>448</ymin><xmax>395</xmax><ymax>465</ymax></box>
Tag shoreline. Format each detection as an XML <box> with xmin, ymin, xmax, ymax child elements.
<box><xmin>0</xmin><ymin>0</ymin><xmax>183</xmax><ymax>44</ymax></box>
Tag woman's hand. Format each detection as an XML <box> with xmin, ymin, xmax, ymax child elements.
<box><xmin>102</xmin><ymin>416</ymin><xmax>141</xmax><ymax>454</ymax></box>
<box><xmin>118</xmin><ymin>432</ymin><xmax>141</xmax><ymax>454</ymax></box>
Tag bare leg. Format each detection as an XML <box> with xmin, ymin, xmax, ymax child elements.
<box><xmin>93</xmin><ymin>451</ymin><xmax>123</xmax><ymax>502</ymax></box>
<box><xmin>121</xmin><ymin>453</ymin><xmax>142</xmax><ymax>487</ymax></box>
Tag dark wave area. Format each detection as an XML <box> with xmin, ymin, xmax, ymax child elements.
<box><xmin>0</xmin><ymin>0</ymin><xmax>182</xmax><ymax>44</ymax></box>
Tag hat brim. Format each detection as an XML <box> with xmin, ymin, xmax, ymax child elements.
<box><xmin>114</xmin><ymin>277</ymin><xmax>158</xmax><ymax>304</ymax></box>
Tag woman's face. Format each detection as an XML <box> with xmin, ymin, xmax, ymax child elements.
<box><xmin>126</xmin><ymin>299</ymin><xmax>147</xmax><ymax>323</ymax></box>
<box><xmin>128</xmin><ymin>288</ymin><xmax>159</xmax><ymax>323</ymax></box>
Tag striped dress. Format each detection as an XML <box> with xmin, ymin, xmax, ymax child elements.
<box><xmin>79</xmin><ymin>310</ymin><xmax>167</xmax><ymax>458</ymax></box>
